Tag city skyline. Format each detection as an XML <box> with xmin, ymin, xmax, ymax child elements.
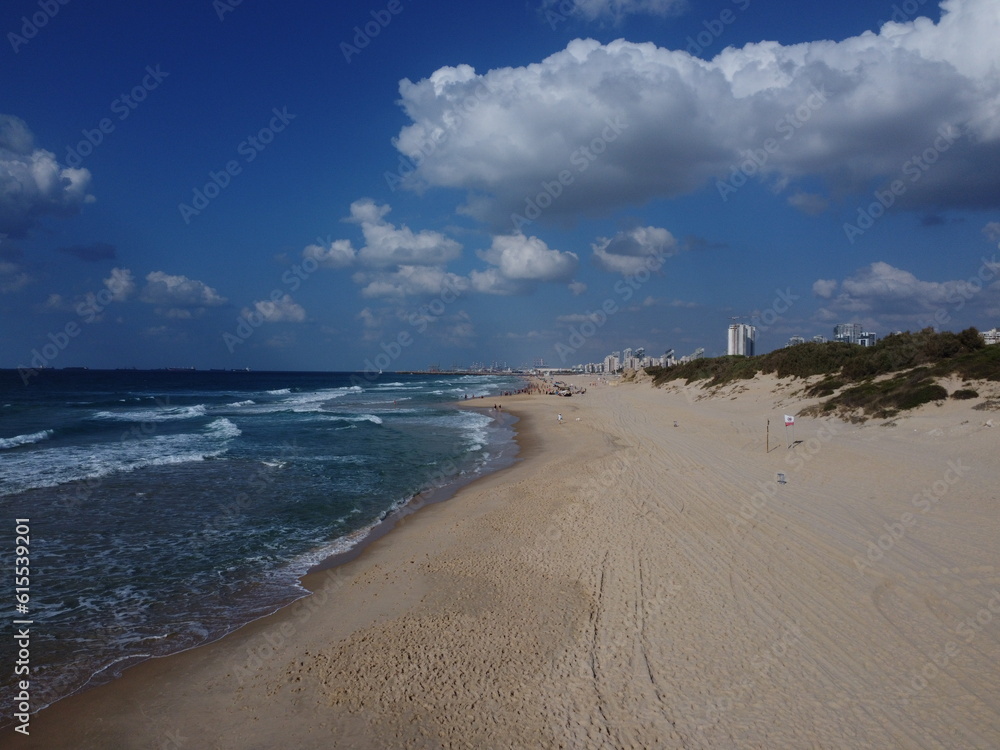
<box><xmin>3</xmin><ymin>0</ymin><xmax>1000</xmax><ymax>372</ymax></box>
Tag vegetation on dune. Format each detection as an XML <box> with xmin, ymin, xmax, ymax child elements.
<box><xmin>645</xmin><ymin>328</ymin><xmax>998</xmax><ymax>420</ymax></box>
<box><xmin>951</xmin><ymin>388</ymin><xmax>979</xmax><ymax>400</ymax></box>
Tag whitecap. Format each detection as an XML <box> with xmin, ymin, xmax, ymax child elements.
<box><xmin>0</xmin><ymin>429</ymin><xmax>54</xmax><ymax>450</ymax></box>
<box><xmin>205</xmin><ymin>418</ymin><xmax>242</xmax><ymax>440</ymax></box>
<box><xmin>92</xmin><ymin>405</ymin><xmax>208</xmax><ymax>423</ymax></box>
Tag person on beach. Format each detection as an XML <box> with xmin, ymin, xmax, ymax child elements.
<box><xmin>557</xmin><ymin>413</ymin><xmax>563</xmax><ymax>423</ymax></box>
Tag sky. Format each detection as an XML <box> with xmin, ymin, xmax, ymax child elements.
<box><xmin>2</xmin><ymin>0</ymin><xmax>999</xmax><ymax>372</ymax></box>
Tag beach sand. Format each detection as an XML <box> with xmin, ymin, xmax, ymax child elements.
<box><xmin>6</xmin><ymin>375</ymin><xmax>1000</xmax><ymax>748</ymax></box>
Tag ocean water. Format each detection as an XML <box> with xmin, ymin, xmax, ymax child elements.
<box><xmin>0</xmin><ymin>370</ymin><xmax>521</xmax><ymax>715</ymax></box>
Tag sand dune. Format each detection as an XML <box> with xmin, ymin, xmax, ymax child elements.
<box><xmin>8</xmin><ymin>375</ymin><xmax>1000</xmax><ymax>748</ymax></box>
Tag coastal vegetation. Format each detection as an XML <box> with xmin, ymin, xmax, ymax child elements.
<box><xmin>645</xmin><ymin>328</ymin><xmax>999</xmax><ymax>419</ymax></box>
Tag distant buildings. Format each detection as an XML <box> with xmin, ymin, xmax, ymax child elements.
<box><xmin>833</xmin><ymin>323</ymin><xmax>862</xmax><ymax>345</ymax></box>
<box><xmin>785</xmin><ymin>335</ymin><xmax>806</xmax><ymax>347</ymax></box>
<box><xmin>574</xmin><ymin>345</ymin><xmax>677</xmax><ymax>374</ymax></box>
<box><xmin>833</xmin><ymin>323</ymin><xmax>878</xmax><ymax>347</ymax></box>
<box><xmin>982</xmin><ymin>328</ymin><xmax>1000</xmax><ymax>345</ymax></box>
<box><xmin>812</xmin><ymin>335</ymin><xmax>828</xmax><ymax>344</ymax></box>
<box><xmin>727</xmin><ymin>323</ymin><xmax>756</xmax><ymax>356</ymax></box>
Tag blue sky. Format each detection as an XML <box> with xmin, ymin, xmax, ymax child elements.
<box><xmin>2</xmin><ymin>0</ymin><xmax>999</xmax><ymax>371</ymax></box>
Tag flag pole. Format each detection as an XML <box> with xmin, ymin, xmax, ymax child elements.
<box><xmin>766</xmin><ymin>419</ymin><xmax>769</xmax><ymax>453</ymax></box>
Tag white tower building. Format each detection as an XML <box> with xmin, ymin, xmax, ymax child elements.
<box><xmin>727</xmin><ymin>323</ymin><xmax>756</xmax><ymax>356</ymax></box>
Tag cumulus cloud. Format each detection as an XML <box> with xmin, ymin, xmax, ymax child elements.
<box><xmin>140</xmin><ymin>271</ymin><xmax>227</xmax><ymax>317</ymax></box>
<box><xmin>357</xmin><ymin>265</ymin><xmax>469</xmax><ymax>299</ymax></box>
<box><xmin>815</xmin><ymin>261</ymin><xmax>1000</xmax><ymax>327</ymax></box>
<box><xmin>479</xmin><ymin>233</ymin><xmax>578</xmax><ymax>282</ymax></box>
<box><xmin>591</xmin><ymin>225</ymin><xmax>677</xmax><ymax>275</ymax></box>
<box><xmin>393</xmin><ymin>0</ymin><xmax>1000</xmax><ymax>223</ymax></box>
<box><xmin>303</xmin><ymin>239</ymin><xmax>356</xmax><ymax>269</ymax></box>
<box><xmin>304</xmin><ymin>200</ymin><xmax>463</xmax><ymax>288</ymax></box>
<box><xmin>0</xmin><ymin>115</ymin><xmax>94</xmax><ymax>238</ymax></box>
<box><xmin>242</xmin><ymin>294</ymin><xmax>306</xmax><ymax>323</ymax></box>
<box><xmin>103</xmin><ymin>267</ymin><xmax>136</xmax><ymax>302</ymax></box>
<box><xmin>468</xmin><ymin>267</ymin><xmax>521</xmax><ymax>296</ymax></box>
<box><xmin>812</xmin><ymin>279</ymin><xmax>838</xmax><ymax>298</ymax></box>
<box><xmin>348</xmin><ymin>199</ymin><xmax>462</xmax><ymax>268</ymax></box>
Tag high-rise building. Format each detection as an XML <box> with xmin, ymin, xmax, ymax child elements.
<box><xmin>727</xmin><ymin>323</ymin><xmax>756</xmax><ymax>356</ymax></box>
<box><xmin>858</xmin><ymin>331</ymin><xmax>878</xmax><ymax>347</ymax></box>
<box><xmin>833</xmin><ymin>323</ymin><xmax>862</xmax><ymax>344</ymax></box>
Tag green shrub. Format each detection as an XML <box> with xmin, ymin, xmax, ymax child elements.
<box><xmin>644</xmin><ymin>328</ymin><xmax>999</xmax><ymax>419</ymax></box>
<box><xmin>896</xmin><ymin>383</ymin><xmax>948</xmax><ymax>410</ymax></box>
<box><xmin>951</xmin><ymin>389</ymin><xmax>979</xmax><ymax>400</ymax></box>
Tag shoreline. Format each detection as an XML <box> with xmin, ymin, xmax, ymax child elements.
<box><xmin>305</xmin><ymin>403</ymin><xmax>522</xmax><ymax>576</ymax></box>
<box><xmin>5</xmin><ymin>375</ymin><xmax>999</xmax><ymax>748</ymax></box>
<box><xmin>0</xmin><ymin>395</ymin><xmax>539</xmax><ymax>748</ymax></box>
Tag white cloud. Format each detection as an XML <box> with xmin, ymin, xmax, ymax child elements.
<box><xmin>591</xmin><ymin>226</ymin><xmax>677</xmax><ymax>275</ymax></box>
<box><xmin>815</xmin><ymin>261</ymin><xmax>999</xmax><ymax>327</ymax></box>
<box><xmin>350</xmin><ymin>199</ymin><xmax>462</xmax><ymax>268</ymax></box>
<box><xmin>303</xmin><ymin>239</ymin><xmax>356</xmax><ymax>269</ymax></box>
<box><xmin>812</xmin><ymin>279</ymin><xmax>838</xmax><ymax>298</ymax></box>
<box><xmin>243</xmin><ymin>294</ymin><xmax>306</xmax><ymax>323</ymax></box>
<box><xmin>479</xmin><ymin>233</ymin><xmax>578</xmax><ymax>282</ymax></box>
<box><xmin>569</xmin><ymin>280</ymin><xmax>588</xmax><ymax>295</ymax></box>
<box><xmin>358</xmin><ymin>265</ymin><xmax>470</xmax><ymax>299</ymax></box>
<box><xmin>468</xmin><ymin>267</ymin><xmax>520</xmax><ymax>296</ymax></box>
<box><xmin>393</xmin><ymin>0</ymin><xmax>1000</xmax><ymax>222</ymax></box>
<box><xmin>103</xmin><ymin>267</ymin><xmax>136</xmax><ymax>302</ymax></box>
<box><xmin>787</xmin><ymin>192</ymin><xmax>830</xmax><ymax>215</ymax></box>
<box><xmin>305</xmin><ymin>200</ymin><xmax>463</xmax><ymax>281</ymax></box>
<box><xmin>0</xmin><ymin>115</ymin><xmax>94</xmax><ymax>238</ymax></box>
<box><xmin>141</xmin><ymin>271</ymin><xmax>226</xmax><ymax>308</ymax></box>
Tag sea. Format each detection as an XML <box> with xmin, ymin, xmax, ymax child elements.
<box><xmin>0</xmin><ymin>369</ymin><xmax>523</xmax><ymax>718</ymax></box>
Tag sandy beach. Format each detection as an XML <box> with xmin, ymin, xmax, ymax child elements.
<box><xmin>6</xmin><ymin>374</ymin><xmax>1000</xmax><ymax>749</ymax></box>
